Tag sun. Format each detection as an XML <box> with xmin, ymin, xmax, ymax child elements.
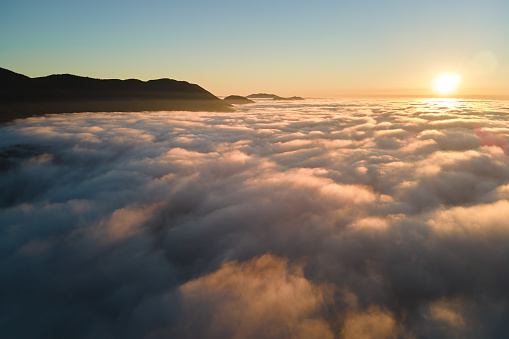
<box><xmin>434</xmin><ymin>73</ymin><xmax>461</xmax><ymax>95</ymax></box>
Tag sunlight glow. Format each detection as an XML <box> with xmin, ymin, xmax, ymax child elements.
<box><xmin>434</xmin><ymin>73</ymin><xmax>461</xmax><ymax>95</ymax></box>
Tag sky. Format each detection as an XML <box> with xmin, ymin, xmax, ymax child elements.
<box><xmin>1</xmin><ymin>0</ymin><xmax>508</xmax><ymax>97</ymax></box>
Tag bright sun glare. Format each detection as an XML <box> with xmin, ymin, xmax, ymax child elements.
<box><xmin>434</xmin><ymin>73</ymin><xmax>461</xmax><ymax>95</ymax></box>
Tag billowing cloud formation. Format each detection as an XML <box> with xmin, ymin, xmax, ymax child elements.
<box><xmin>1</xmin><ymin>98</ymin><xmax>509</xmax><ymax>338</ymax></box>
<box><xmin>167</xmin><ymin>254</ymin><xmax>333</xmax><ymax>339</ymax></box>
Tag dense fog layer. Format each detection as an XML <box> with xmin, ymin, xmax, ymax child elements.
<box><xmin>2</xmin><ymin>98</ymin><xmax>509</xmax><ymax>338</ymax></box>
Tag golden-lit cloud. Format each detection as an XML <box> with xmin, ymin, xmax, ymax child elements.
<box><xmin>173</xmin><ymin>254</ymin><xmax>333</xmax><ymax>339</ymax></box>
<box><xmin>341</xmin><ymin>306</ymin><xmax>408</xmax><ymax>339</ymax></box>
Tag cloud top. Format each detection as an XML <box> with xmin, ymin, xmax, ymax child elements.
<box><xmin>1</xmin><ymin>98</ymin><xmax>509</xmax><ymax>338</ymax></box>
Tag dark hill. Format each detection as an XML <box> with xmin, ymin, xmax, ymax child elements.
<box><xmin>0</xmin><ymin>67</ymin><xmax>32</xmax><ymax>87</ymax></box>
<box><xmin>0</xmin><ymin>68</ymin><xmax>232</xmax><ymax>123</ymax></box>
<box><xmin>274</xmin><ymin>96</ymin><xmax>305</xmax><ymax>101</ymax></box>
<box><xmin>223</xmin><ymin>95</ymin><xmax>254</xmax><ymax>104</ymax></box>
<box><xmin>246</xmin><ymin>93</ymin><xmax>281</xmax><ymax>99</ymax></box>
<box><xmin>0</xmin><ymin>68</ymin><xmax>51</xmax><ymax>101</ymax></box>
<box><xmin>247</xmin><ymin>93</ymin><xmax>304</xmax><ymax>101</ymax></box>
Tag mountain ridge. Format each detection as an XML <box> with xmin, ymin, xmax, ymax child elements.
<box><xmin>246</xmin><ymin>93</ymin><xmax>304</xmax><ymax>101</ymax></box>
<box><xmin>0</xmin><ymin>67</ymin><xmax>232</xmax><ymax>122</ymax></box>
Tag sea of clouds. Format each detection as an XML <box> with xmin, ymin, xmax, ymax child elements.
<box><xmin>1</xmin><ymin>98</ymin><xmax>509</xmax><ymax>338</ymax></box>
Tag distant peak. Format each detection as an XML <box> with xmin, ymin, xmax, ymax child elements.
<box><xmin>0</xmin><ymin>67</ymin><xmax>31</xmax><ymax>80</ymax></box>
<box><xmin>247</xmin><ymin>93</ymin><xmax>304</xmax><ymax>101</ymax></box>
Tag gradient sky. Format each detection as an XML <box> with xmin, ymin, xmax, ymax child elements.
<box><xmin>1</xmin><ymin>0</ymin><xmax>508</xmax><ymax>97</ymax></box>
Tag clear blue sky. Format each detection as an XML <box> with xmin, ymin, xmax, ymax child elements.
<box><xmin>1</xmin><ymin>0</ymin><xmax>508</xmax><ymax>97</ymax></box>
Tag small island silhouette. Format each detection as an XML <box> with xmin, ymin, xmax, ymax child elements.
<box><xmin>247</xmin><ymin>93</ymin><xmax>304</xmax><ymax>101</ymax></box>
<box><xmin>0</xmin><ymin>67</ymin><xmax>232</xmax><ymax>122</ymax></box>
<box><xmin>223</xmin><ymin>95</ymin><xmax>255</xmax><ymax>104</ymax></box>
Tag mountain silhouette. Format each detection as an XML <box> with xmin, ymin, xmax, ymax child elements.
<box><xmin>223</xmin><ymin>95</ymin><xmax>254</xmax><ymax>104</ymax></box>
<box><xmin>246</xmin><ymin>93</ymin><xmax>304</xmax><ymax>101</ymax></box>
<box><xmin>0</xmin><ymin>67</ymin><xmax>232</xmax><ymax>122</ymax></box>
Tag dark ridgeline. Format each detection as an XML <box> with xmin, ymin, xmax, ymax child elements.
<box><xmin>247</xmin><ymin>93</ymin><xmax>304</xmax><ymax>101</ymax></box>
<box><xmin>0</xmin><ymin>67</ymin><xmax>232</xmax><ymax>122</ymax></box>
<box><xmin>223</xmin><ymin>95</ymin><xmax>255</xmax><ymax>104</ymax></box>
